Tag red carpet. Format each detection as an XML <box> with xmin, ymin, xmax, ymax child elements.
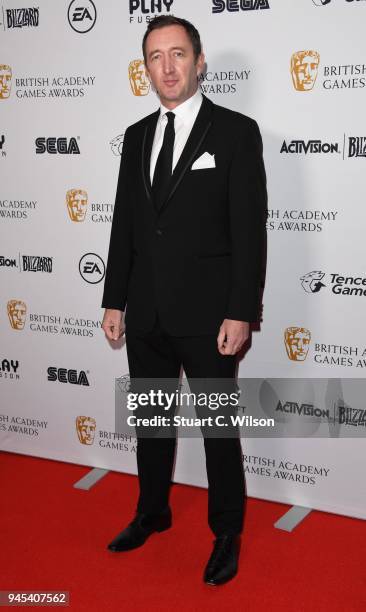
<box><xmin>0</xmin><ymin>451</ymin><xmax>365</xmax><ymax>611</ymax></box>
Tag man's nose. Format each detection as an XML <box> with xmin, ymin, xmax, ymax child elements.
<box><xmin>162</xmin><ymin>57</ymin><xmax>174</xmax><ymax>74</ymax></box>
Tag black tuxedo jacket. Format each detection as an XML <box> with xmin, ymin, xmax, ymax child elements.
<box><xmin>102</xmin><ymin>94</ymin><xmax>267</xmax><ymax>336</ymax></box>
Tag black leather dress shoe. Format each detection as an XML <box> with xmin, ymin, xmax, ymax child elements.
<box><xmin>203</xmin><ymin>534</ymin><xmax>241</xmax><ymax>585</ymax></box>
<box><xmin>107</xmin><ymin>507</ymin><xmax>172</xmax><ymax>552</ymax></box>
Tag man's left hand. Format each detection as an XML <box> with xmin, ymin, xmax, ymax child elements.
<box><xmin>217</xmin><ymin>319</ymin><xmax>250</xmax><ymax>355</ymax></box>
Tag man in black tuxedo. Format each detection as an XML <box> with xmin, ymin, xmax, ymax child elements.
<box><xmin>102</xmin><ymin>15</ymin><xmax>266</xmax><ymax>586</ymax></box>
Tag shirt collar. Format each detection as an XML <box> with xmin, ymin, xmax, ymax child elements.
<box><xmin>159</xmin><ymin>88</ymin><xmax>203</xmax><ymax>125</ymax></box>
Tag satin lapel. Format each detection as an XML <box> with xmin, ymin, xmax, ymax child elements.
<box><xmin>157</xmin><ymin>95</ymin><xmax>214</xmax><ymax>215</ymax></box>
<box><xmin>141</xmin><ymin>109</ymin><xmax>160</xmax><ymax>202</ymax></box>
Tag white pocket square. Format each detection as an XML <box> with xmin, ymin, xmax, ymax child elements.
<box><xmin>191</xmin><ymin>152</ymin><xmax>216</xmax><ymax>170</ymax></box>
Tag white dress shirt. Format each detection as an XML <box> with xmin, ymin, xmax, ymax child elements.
<box><xmin>150</xmin><ymin>88</ymin><xmax>203</xmax><ymax>184</ymax></box>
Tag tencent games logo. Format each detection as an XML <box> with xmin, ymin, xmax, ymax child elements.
<box><xmin>128</xmin><ymin>60</ymin><xmax>150</xmax><ymax>96</ymax></box>
<box><xmin>300</xmin><ymin>271</ymin><xmax>326</xmax><ymax>293</ymax></box>
<box><xmin>110</xmin><ymin>134</ymin><xmax>124</xmax><ymax>155</ymax></box>
<box><xmin>312</xmin><ymin>1</ymin><xmax>366</xmax><ymax>5</ymax></box>
<box><xmin>291</xmin><ymin>51</ymin><xmax>320</xmax><ymax>91</ymax></box>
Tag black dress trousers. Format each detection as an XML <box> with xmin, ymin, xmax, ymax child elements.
<box><xmin>125</xmin><ymin>313</ymin><xmax>246</xmax><ymax>536</ymax></box>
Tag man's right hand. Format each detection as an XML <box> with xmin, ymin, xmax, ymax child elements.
<box><xmin>102</xmin><ymin>309</ymin><xmax>125</xmax><ymax>341</ymax></box>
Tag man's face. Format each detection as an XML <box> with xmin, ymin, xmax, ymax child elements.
<box><xmin>0</xmin><ymin>66</ymin><xmax>12</xmax><ymax>99</ymax></box>
<box><xmin>145</xmin><ymin>25</ymin><xmax>205</xmax><ymax>109</ymax></box>
<box><xmin>66</xmin><ymin>189</ymin><xmax>88</xmax><ymax>222</ymax></box>
<box><xmin>292</xmin><ymin>53</ymin><xmax>319</xmax><ymax>91</ymax></box>
<box><xmin>129</xmin><ymin>60</ymin><xmax>150</xmax><ymax>96</ymax></box>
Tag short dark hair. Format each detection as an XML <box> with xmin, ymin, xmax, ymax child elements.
<box><xmin>142</xmin><ymin>15</ymin><xmax>202</xmax><ymax>64</ymax></box>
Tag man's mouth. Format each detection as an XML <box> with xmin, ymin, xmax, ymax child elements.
<box><xmin>163</xmin><ymin>80</ymin><xmax>178</xmax><ymax>87</ymax></box>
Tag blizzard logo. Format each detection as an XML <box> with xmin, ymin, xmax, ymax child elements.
<box><xmin>22</xmin><ymin>256</ymin><xmax>53</xmax><ymax>272</ymax></box>
<box><xmin>6</xmin><ymin>8</ymin><xmax>39</xmax><ymax>28</ymax></box>
<box><xmin>348</xmin><ymin>137</ymin><xmax>366</xmax><ymax>158</ymax></box>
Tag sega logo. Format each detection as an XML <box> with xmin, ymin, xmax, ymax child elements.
<box><xmin>47</xmin><ymin>367</ymin><xmax>89</xmax><ymax>386</ymax></box>
<box><xmin>35</xmin><ymin>137</ymin><xmax>80</xmax><ymax>154</ymax></box>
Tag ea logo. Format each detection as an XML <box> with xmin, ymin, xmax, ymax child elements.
<box><xmin>68</xmin><ymin>0</ymin><xmax>97</xmax><ymax>33</ymax></box>
<box><xmin>79</xmin><ymin>253</ymin><xmax>105</xmax><ymax>284</ymax></box>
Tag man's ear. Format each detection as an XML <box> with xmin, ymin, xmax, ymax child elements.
<box><xmin>144</xmin><ymin>63</ymin><xmax>151</xmax><ymax>82</ymax></box>
<box><xmin>196</xmin><ymin>52</ymin><xmax>205</xmax><ymax>78</ymax></box>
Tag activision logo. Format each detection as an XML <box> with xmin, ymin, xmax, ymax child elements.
<box><xmin>276</xmin><ymin>401</ymin><xmax>329</xmax><ymax>419</ymax></box>
<box><xmin>280</xmin><ymin>136</ymin><xmax>366</xmax><ymax>158</ymax></box>
<box><xmin>280</xmin><ymin>140</ymin><xmax>339</xmax><ymax>154</ymax></box>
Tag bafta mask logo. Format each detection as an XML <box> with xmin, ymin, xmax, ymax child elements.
<box><xmin>300</xmin><ymin>271</ymin><xmax>326</xmax><ymax>294</ymax></box>
<box><xmin>7</xmin><ymin>299</ymin><xmax>27</xmax><ymax>330</ymax></box>
<box><xmin>291</xmin><ymin>50</ymin><xmax>320</xmax><ymax>91</ymax></box>
<box><xmin>66</xmin><ymin>189</ymin><xmax>88</xmax><ymax>222</ymax></box>
<box><xmin>76</xmin><ymin>415</ymin><xmax>96</xmax><ymax>445</ymax></box>
<box><xmin>284</xmin><ymin>327</ymin><xmax>311</xmax><ymax>362</ymax></box>
<box><xmin>128</xmin><ymin>60</ymin><xmax>150</xmax><ymax>96</ymax></box>
<box><xmin>0</xmin><ymin>64</ymin><xmax>12</xmax><ymax>99</ymax></box>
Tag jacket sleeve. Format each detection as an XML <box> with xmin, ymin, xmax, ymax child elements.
<box><xmin>225</xmin><ymin>119</ymin><xmax>267</xmax><ymax>322</ymax></box>
<box><xmin>101</xmin><ymin>127</ymin><xmax>133</xmax><ymax>311</ymax></box>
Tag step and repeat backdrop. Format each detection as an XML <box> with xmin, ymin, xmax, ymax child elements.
<box><xmin>1</xmin><ymin>0</ymin><xmax>366</xmax><ymax>520</ymax></box>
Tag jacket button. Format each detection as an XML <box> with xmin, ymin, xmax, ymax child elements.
<box><xmin>156</xmin><ymin>229</ymin><xmax>163</xmax><ymax>236</ymax></box>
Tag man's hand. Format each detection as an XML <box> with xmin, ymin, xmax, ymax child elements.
<box><xmin>217</xmin><ymin>319</ymin><xmax>250</xmax><ymax>355</ymax></box>
<box><xmin>102</xmin><ymin>309</ymin><xmax>125</xmax><ymax>341</ymax></box>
